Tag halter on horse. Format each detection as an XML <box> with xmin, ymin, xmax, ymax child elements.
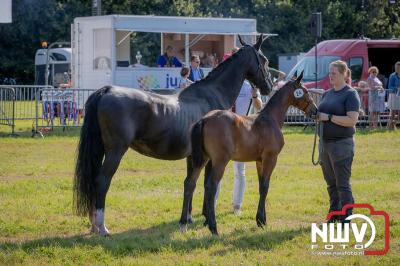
<box><xmin>73</xmin><ymin>35</ymin><xmax>274</xmax><ymax>236</ymax></box>
<box><xmin>180</xmin><ymin>71</ymin><xmax>318</xmax><ymax>235</ymax></box>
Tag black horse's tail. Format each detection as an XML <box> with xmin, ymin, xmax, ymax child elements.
<box><xmin>73</xmin><ymin>86</ymin><xmax>110</xmax><ymax>216</ymax></box>
<box><xmin>191</xmin><ymin>119</ymin><xmax>206</xmax><ymax>168</ymax></box>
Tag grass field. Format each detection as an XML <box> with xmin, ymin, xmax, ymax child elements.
<box><xmin>0</xmin><ymin>126</ymin><xmax>399</xmax><ymax>265</ymax></box>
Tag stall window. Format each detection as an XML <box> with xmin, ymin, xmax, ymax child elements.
<box><xmin>51</xmin><ymin>53</ymin><xmax>67</xmax><ymax>61</ymax></box>
<box><xmin>93</xmin><ymin>29</ymin><xmax>111</xmax><ymax>70</ymax></box>
<box><xmin>348</xmin><ymin>57</ymin><xmax>363</xmax><ymax>82</ymax></box>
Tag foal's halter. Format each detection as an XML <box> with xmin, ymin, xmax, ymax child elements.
<box><xmin>293</xmin><ymin>85</ymin><xmax>314</xmax><ymax>115</ymax></box>
<box><xmin>301</xmin><ymin>94</ymin><xmax>315</xmax><ymax>116</ymax></box>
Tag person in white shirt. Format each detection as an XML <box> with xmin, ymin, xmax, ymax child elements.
<box><xmin>215</xmin><ymin>80</ymin><xmax>263</xmax><ymax>214</ymax></box>
<box><xmin>275</xmin><ymin>71</ymin><xmax>286</xmax><ymax>90</ymax></box>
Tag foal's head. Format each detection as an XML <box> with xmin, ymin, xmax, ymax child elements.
<box><xmin>286</xmin><ymin>71</ymin><xmax>318</xmax><ymax>117</ymax></box>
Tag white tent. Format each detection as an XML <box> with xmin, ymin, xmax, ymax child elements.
<box><xmin>72</xmin><ymin>15</ymin><xmax>275</xmax><ymax>91</ymax></box>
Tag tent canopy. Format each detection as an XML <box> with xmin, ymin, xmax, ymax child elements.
<box><xmin>75</xmin><ymin>15</ymin><xmax>276</xmax><ymax>36</ymax></box>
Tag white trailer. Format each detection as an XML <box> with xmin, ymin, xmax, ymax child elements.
<box><xmin>71</xmin><ymin>15</ymin><xmax>274</xmax><ymax>91</ymax></box>
<box><xmin>34</xmin><ymin>48</ymin><xmax>71</xmax><ymax>86</ymax></box>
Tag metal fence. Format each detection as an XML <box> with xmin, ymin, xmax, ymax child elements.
<box><xmin>0</xmin><ymin>87</ymin><xmax>16</xmax><ymax>134</ymax></box>
<box><xmin>34</xmin><ymin>88</ymin><xmax>96</xmax><ymax>135</ymax></box>
<box><xmin>283</xmin><ymin>89</ymin><xmax>392</xmax><ymax>127</ymax></box>
<box><xmin>0</xmin><ymin>85</ymin><xmax>396</xmax><ymax>136</ymax></box>
<box><xmin>0</xmin><ymin>85</ymin><xmax>54</xmax><ymax>120</ymax></box>
<box><xmin>0</xmin><ymin>85</ymin><xmax>54</xmax><ymax>135</ymax></box>
<box><xmin>0</xmin><ymin>86</ymin><xmax>97</xmax><ymax>135</ymax></box>
<box><xmin>0</xmin><ymin>86</ymin><xmax>49</xmax><ymax>134</ymax></box>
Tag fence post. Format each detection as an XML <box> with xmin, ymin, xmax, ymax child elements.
<box><xmin>9</xmin><ymin>88</ymin><xmax>19</xmax><ymax>137</ymax></box>
<box><xmin>32</xmin><ymin>88</ymin><xmax>43</xmax><ymax>138</ymax></box>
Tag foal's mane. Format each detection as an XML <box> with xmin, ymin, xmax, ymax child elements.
<box><xmin>262</xmin><ymin>80</ymin><xmax>296</xmax><ymax>108</ymax></box>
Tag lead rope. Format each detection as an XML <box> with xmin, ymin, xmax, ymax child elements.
<box><xmin>312</xmin><ymin>120</ymin><xmax>323</xmax><ymax>166</ymax></box>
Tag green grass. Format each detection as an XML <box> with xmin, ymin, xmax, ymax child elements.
<box><xmin>0</xmin><ymin>127</ymin><xmax>399</xmax><ymax>265</ymax></box>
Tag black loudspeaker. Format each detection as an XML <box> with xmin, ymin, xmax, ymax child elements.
<box><xmin>92</xmin><ymin>0</ymin><xmax>101</xmax><ymax>16</ymax></box>
<box><xmin>310</xmin><ymin>12</ymin><xmax>322</xmax><ymax>38</ymax></box>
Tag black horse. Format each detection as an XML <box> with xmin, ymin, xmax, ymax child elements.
<box><xmin>73</xmin><ymin>35</ymin><xmax>273</xmax><ymax>236</ymax></box>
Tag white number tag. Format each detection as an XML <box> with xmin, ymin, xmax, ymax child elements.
<box><xmin>294</xmin><ymin>89</ymin><xmax>304</xmax><ymax>98</ymax></box>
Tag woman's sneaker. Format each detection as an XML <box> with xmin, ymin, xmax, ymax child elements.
<box><xmin>233</xmin><ymin>205</ymin><xmax>242</xmax><ymax>215</ymax></box>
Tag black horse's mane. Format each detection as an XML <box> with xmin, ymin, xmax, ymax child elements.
<box><xmin>178</xmin><ymin>46</ymin><xmax>249</xmax><ymax>99</ymax></box>
<box><xmin>195</xmin><ymin>46</ymin><xmax>247</xmax><ymax>83</ymax></box>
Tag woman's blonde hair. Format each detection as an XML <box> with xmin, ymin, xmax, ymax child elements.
<box><xmin>368</xmin><ymin>66</ymin><xmax>379</xmax><ymax>74</ymax></box>
<box><xmin>329</xmin><ymin>60</ymin><xmax>349</xmax><ymax>75</ymax></box>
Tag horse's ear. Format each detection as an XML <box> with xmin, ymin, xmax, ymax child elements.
<box><xmin>238</xmin><ymin>35</ymin><xmax>247</xmax><ymax>46</ymax></box>
<box><xmin>296</xmin><ymin>70</ymin><xmax>304</xmax><ymax>84</ymax></box>
<box><xmin>254</xmin><ymin>34</ymin><xmax>264</xmax><ymax>50</ymax></box>
<box><xmin>291</xmin><ymin>71</ymin><xmax>298</xmax><ymax>81</ymax></box>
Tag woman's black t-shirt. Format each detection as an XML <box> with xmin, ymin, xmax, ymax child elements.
<box><xmin>318</xmin><ymin>85</ymin><xmax>360</xmax><ymax>141</ymax></box>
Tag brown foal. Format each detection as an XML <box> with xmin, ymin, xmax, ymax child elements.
<box><xmin>179</xmin><ymin>72</ymin><xmax>318</xmax><ymax>235</ymax></box>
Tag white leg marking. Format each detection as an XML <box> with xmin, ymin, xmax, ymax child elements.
<box><xmin>95</xmin><ymin>209</ymin><xmax>110</xmax><ymax>236</ymax></box>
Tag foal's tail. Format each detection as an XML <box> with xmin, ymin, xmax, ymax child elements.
<box><xmin>73</xmin><ymin>86</ymin><xmax>110</xmax><ymax>216</ymax></box>
<box><xmin>191</xmin><ymin>119</ymin><xmax>206</xmax><ymax>168</ymax></box>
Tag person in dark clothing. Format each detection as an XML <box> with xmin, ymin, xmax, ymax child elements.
<box><xmin>156</xmin><ymin>45</ymin><xmax>182</xmax><ymax>67</ymax></box>
<box><xmin>318</xmin><ymin>60</ymin><xmax>360</xmax><ymax>223</ymax></box>
<box><xmin>188</xmin><ymin>55</ymin><xmax>204</xmax><ymax>82</ymax></box>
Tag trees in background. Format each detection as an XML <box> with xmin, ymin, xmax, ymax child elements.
<box><xmin>0</xmin><ymin>0</ymin><xmax>399</xmax><ymax>84</ymax></box>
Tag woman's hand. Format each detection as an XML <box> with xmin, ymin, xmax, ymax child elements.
<box><xmin>322</xmin><ymin>111</ymin><xmax>359</xmax><ymax>127</ymax></box>
<box><xmin>251</xmin><ymin>87</ymin><xmax>259</xmax><ymax>98</ymax></box>
<box><xmin>318</xmin><ymin>112</ymin><xmax>329</xmax><ymax>121</ymax></box>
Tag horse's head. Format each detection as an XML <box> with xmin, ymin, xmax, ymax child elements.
<box><xmin>287</xmin><ymin>71</ymin><xmax>318</xmax><ymax>118</ymax></box>
<box><xmin>238</xmin><ymin>34</ymin><xmax>273</xmax><ymax>95</ymax></box>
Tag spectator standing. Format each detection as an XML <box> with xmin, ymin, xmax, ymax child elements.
<box><xmin>357</xmin><ymin>80</ymin><xmax>369</xmax><ymax>115</ymax></box>
<box><xmin>202</xmin><ymin>53</ymin><xmax>217</xmax><ymax>68</ymax></box>
<box><xmin>367</xmin><ymin>66</ymin><xmax>385</xmax><ymax>129</ymax></box>
<box><xmin>273</xmin><ymin>71</ymin><xmax>286</xmax><ymax>90</ymax></box>
<box><xmin>188</xmin><ymin>55</ymin><xmax>204</xmax><ymax>82</ymax></box>
<box><xmin>222</xmin><ymin>47</ymin><xmax>240</xmax><ymax>62</ymax></box>
<box><xmin>345</xmin><ymin>69</ymin><xmax>352</xmax><ymax>85</ymax></box>
<box><xmin>387</xmin><ymin>61</ymin><xmax>400</xmax><ymax>130</ymax></box>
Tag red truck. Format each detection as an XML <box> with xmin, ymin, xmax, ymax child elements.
<box><xmin>287</xmin><ymin>39</ymin><xmax>400</xmax><ymax>90</ymax></box>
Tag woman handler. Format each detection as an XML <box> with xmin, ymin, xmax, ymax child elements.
<box><xmin>318</xmin><ymin>60</ymin><xmax>360</xmax><ymax>222</ymax></box>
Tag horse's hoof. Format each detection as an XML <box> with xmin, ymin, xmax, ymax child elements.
<box><xmin>209</xmin><ymin>227</ymin><xmax>219</xmax><ymax>236</ymax></box>
<box><xmin>99</xmin><ymin>231</ymin><xmax>110</xmax><ymax>237</ymax></box>
<box><xmin>179</xmin><ymin>223</ymin><xmax>188</xmax><ymax>233</ymax></box>
<box><xmin>187</xmin><ymin>216</ymin><xmax>194</xmax><ymax>224</ymax></box>
<box><xmin>98</xmin><ymin>226</ymin><xmax>110</xmax><ymax>236</ymax></box>
<box><xmin>256</xmin><ymin>218</ymin><xmax>266</xmax><ymax>228</ymax></box>
<box><xmin>90</xmin><ymin>225</ymin><xmax>99</xmax><ymax>234</ymax></box>
<box><xmin>203</xmin><ymin>220</ymin><xmax>208</xmax><ymax>227</ymax></box>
